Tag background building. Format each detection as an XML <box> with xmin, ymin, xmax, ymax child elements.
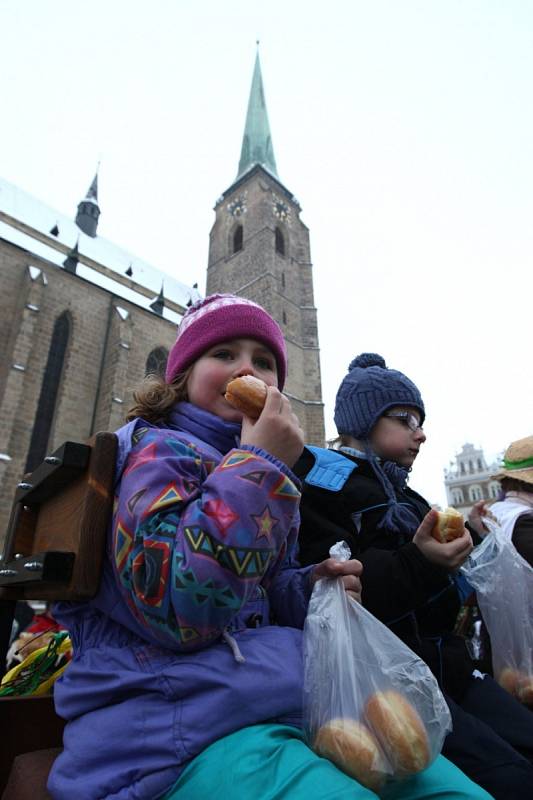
<box><xmin>0</xmin><ymin>53</ymin><xmax>324</xmax><ymax>545</ymax></box>
<box><xmin>444</xmin><ymin>443</ymin><xmax>501</xmax><ymax>515</ymax></box>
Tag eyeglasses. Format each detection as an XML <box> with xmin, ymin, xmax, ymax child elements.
<box><xmin>383</xmin><ymin>412</ymin><xmax>423</xmax><ymax>433</ymax></box>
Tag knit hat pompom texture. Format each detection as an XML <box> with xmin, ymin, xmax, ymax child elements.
<box><xmin>165</xmin><ymin>294</ymin><xmax>287</xmax><ymax>389</ymax></box>
<box><xmin>334</xmin><ymin>353</ymin><xmax>425</xmax><ymax>439</ymax></box>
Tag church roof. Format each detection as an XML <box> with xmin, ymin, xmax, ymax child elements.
<box><xmin>0</xmin><ymin>176</ymin><xmax>201</xmax><ymax>324</ymax></box>
<box><xmin>237</xmin><ymin>52</ymin><xmax>278</xmax><ymax>181</ymax></box>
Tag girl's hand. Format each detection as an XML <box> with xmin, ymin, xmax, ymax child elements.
<box><xmin>240</xmin><ymin>386</ymin><xmax>304</xmax><ymax>468</ymax></box>
<box><xmin>413</xmin><ymin>509</ymin><xmax>473</xmax><ymax>570</ymax></box>
<box><xmin>311</xmin><ymin>558</ymin><xmax>363</xmax><ymax>604</ymax></box>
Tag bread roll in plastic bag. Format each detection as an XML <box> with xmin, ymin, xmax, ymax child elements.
<box><xmin>303</xmin><ymin>541</ymin><xmax>452</xmax><ymax>792</ymax></box>
<box><xmin>460</xmin><ymin>516</ymin><xmax>533</xmax><ymax>706</ymax></box>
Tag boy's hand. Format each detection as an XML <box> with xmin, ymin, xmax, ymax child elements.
<box><xmin>413</xmin><ymin>509</ymin><xmax>473</xmax><ymax>570</ymax></box>
<box><xmin>311</xmin><ymin>558</ymin><xmax>363</xmax><ymax>604</ymax></box>
<box><xmin>240</xmin><ymin>386</ymin><xmax>304</xmax><ymax>468</ymax></box>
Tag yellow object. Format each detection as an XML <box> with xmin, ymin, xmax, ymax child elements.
<box><xmin>1</xmin><ymin>634</ymin><xmax>72</xmax><ymax>696</ymax></box>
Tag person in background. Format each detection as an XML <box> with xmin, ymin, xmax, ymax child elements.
<box><xmin>294</xmin><ymin>353</ymin><xmax>533</xmax><ymax>800</ymax></box>
<box><xmin>469</xmin><ymin>435</ymin><xmax>533</xmax><ymax>566</ymax></box>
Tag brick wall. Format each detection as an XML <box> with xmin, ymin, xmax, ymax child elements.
<box><xmin>0</xmin><ymin>241</ymin><xmax>178</xmax><ymax>545</ymax></box>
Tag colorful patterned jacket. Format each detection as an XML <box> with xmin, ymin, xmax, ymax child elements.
<box><xmin>49</xmin><ymin>402</ymin><xmax>313</xmax><ymax>800</ymax></box>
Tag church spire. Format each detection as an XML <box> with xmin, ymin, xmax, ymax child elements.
<box><xmin>237</xmin><ymin>50</ymin><xmax>278</xmax><ymax>180</ymax></box>
<box><xmin>86</xmin><ymin>172</ymin><xmax>98</xmax><ymax>202</ymax></box>
<box><xmin>75</xmin><ymin>169</ymin><xmax>101</xmax><ymax>238</ymax></box>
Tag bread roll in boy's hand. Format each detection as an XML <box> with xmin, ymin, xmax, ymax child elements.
<box><xmin>431</xmin><ymin>507</ymin><xmax>464</xmax><ymax>543</ymax></box>
<box><xmin>314</xmin><ymin>718</ymin><xmax>387</xmax><ymax>792</ymax></box>
<box><xmin>499</xmin><ymin>667</ymin><xmax>533</xmax><ymax>706</ymax></box>
<box><xmin>364</xmin><ymin>690</ymin><xmax>431</xmax><ymax>775</ymax></box>
<box><xmin>225</xmin><ymin>376</ymin><xmax>268</xmax><ymax>419</ymax></box>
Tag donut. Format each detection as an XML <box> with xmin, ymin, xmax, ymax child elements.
<box><xmin>224</xmin><ymin>375</ymin><xmax>268</xmax><ymax>419</ymax></box>
<box><xmin>431</xmin><ymin>507</ymin><xmax>464</xmax><ymax>543</ymax></box>
<box><xmin>314</xmin><ymin>717</ymin><xmax>387</xmax><ymax>792</ymax></box>
<box><xmin>364</xmin><ymin>690</ymin><xmax>430</xmax><ymax>775</ymax></box>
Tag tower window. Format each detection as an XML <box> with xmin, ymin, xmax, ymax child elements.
<box><xmin>275</xmin><ymin>227</ymin><xmax>285</xmax><ymax>256</ymax></box>
<box><xmin>469</xmin><ymin>485</ymin><xmax>483</xmax><ymax>502</ymax></box>
<box><xmin>489</xmin><ymin>482</ymin><xmax>501</xmax><ymax>499</ymax></box>
<box><xmin>452</xmin><ymin>488</ymin><xmax>464</xmax><ymax>505</ymax></box>
<box><xmin>146</xmin><ymin>346</ymin><xmax>169</xmax><ymax>378</ymax></box>
<box><xmin>281</xmin><ymin>272</ymin><xmax>286</xmax><ymax>289</ymax></box>
<box><xmin>233</xmin><ymin>225</ymin><xmax>243</xmax><ymax>253</ymax></box>
<box><xmin>282</xmin><ymin>310</ymin><xmax>287</xmax><ymax>325</ymax></box>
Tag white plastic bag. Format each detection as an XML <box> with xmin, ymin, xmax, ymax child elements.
<box><xmin>303</xmin><ymin>542</ymin><xmax>452</xmax><ymax>793</ymax></box>
<box><xmin>460</xmin><ymin>517</ymin><xmax>533</xmax><ymax>705</ymax></box>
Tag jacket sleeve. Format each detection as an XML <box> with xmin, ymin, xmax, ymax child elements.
<box><xmin>267</xmin><ymin>551</ymin><xmax>315</xmax><ymax>629</ymax></box>
<box><xmin>358</xmin><ymin>543</ymin><xmax>452</xmax><ymax>624</ymax></box>
<box><xmin>512</xmin><ymin>513</ymin><xmax>533</xmax><ymax>567</ymax></box>
<box><xmin>298</xmin><ymin>484</ymin><xmax>452</xmax><ymax>625</ymax></box>
<box><xmin>112</xmin><ymin>427</ymin><xmax>300</xmax><ymax>650</ymax></box>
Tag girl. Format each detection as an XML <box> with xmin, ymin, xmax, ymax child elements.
<box><xmin>295</xmin><ymin>352</ymin><xmax>533</xmax><ymax>800</ymax></box>
<box><xmin>48</xmin><ymin>306</ymin><xmax>489</xmax><ymax>800</ymax></box>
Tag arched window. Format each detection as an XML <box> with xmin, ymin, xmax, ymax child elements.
<box><xmin>275</xmin><ymin>227</ymin><xmax>285</xmax><ymax>256</ymax></box>
<box><xmin>25</xmin><ymin>311</ymin><xmax>71</xmax><ymax>471</ymax></box>
<box><xmin>452</xmin><ymin>488</ymin><xmax>464</xmax><ymax>505</ymax></box>
<box><xmin>477</xmin><ymin>458</ymin><xmax>483</xmax><ymax>470</ymax></box>
<box><xmin>460</xmin><ymin>462</ymin><xmax>466</xmax><ymax>475</ymax></box>
<box><xmin>469</xmin><ymin>485</ymin><xmax>483</xmax><ymax>502</ymax></box>
<box><xmin>145</xmin><ymin>346</ymin><xmax>169</xmax><ymax>378</ymax></box>
<box><xmin>489</xmin><ymin>481</ymin><xmax>501</xmax><ymax>499</ymax></box>
<box><xmin>233</xmin><ymin>225</ymin><xmax>243</xmax><ymax>253</ymax></box>
<box><xmin>282</xmin><ymin>310</ymin><xmax>287</xmax><ymax>325</ymax></box>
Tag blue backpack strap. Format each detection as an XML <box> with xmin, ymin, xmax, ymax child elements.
<box><xmin>304</xmin><ymin>446</ymin><xmax>358</xmax><ymax>492</ymax></box>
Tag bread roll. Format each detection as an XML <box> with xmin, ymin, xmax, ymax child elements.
<box><xmin>498</xmin><ymin>667</ymin><xmax>520</xmax><ymax>696</ymax></box>
<box><xmin>314</xmin><ymin>718</ymin><xmax>387</xmax><ymax>792</ymax></box>
<box><xmin>499</xmin><ymin>668</ymin><xmax>533</xmax><ymax>705</ymax></box>
<box><xmin>517</xmin><ymin>676</ymin><xmax>533</xmax><ymax>706</ymax></box>
<box><xmin>364</xmin><ymin>690</ymin><xmax>430</xmax><ymax>775</ymax></box>
<box><xmin>431</xmin><ymin>507</ymin><xmax>464</xmax><ymax>543</ymax></box>
<box><xmin>224</xmin><ymin>376</ymin><xmax>268</xmax><ymax>419</ymax></box>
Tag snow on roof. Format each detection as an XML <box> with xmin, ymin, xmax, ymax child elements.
<box><xmin>0</xmin><ymin>176</ymin><xmax>202</xmax><ymax>320</ymax></box>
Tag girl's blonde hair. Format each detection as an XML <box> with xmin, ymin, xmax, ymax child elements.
<box><xmin>126</xmin><ymin>368</ymin><xmax>192</xmax><ymax>424</ymax></box>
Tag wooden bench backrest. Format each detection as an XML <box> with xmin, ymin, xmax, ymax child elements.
<box><xmin>0</xmin><ymin>432</ymin><xmax>117</xmax><ymax>603</ymax></box>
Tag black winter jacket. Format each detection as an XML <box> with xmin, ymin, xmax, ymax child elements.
<box><xmin>294</xmin><ymin>447</ymin><xmax>474</xmax><ymax>702</ymax></box>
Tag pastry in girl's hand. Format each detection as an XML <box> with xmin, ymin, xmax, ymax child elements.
<box><xmin>431</xmin><ymin>507</ymin><xmax>464</xmax><ymax>543</ymax></box>
<box><xmin>224</xmin><ymin>376</ymin><xmax>268</xmax><ymax>419</ymax></box>
<box><xmin>364</xmin><ymin>690</ymin><xmax>431</xmax><ymax>775</ymax></box>
<box><xmin>314</xmin><ymin>717</ymin><xmax>387</xmax><ymax>792</ymax></box>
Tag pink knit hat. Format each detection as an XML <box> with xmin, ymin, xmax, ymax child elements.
<box><xmin>165</xmin><ymin>294</ymin><xmax>287</xmax><ymax>389</ymax></box>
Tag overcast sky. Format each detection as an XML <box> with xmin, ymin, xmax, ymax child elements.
<box><xmin>1</xmin><ymin>0</ymin><xmax>532</xmax><ymax>506</ymax></box>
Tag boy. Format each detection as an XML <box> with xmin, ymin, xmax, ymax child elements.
<box><xmin>295</xmin><ymin>353</ymin><xmax>533</xmax><ymax>800</ymax></box>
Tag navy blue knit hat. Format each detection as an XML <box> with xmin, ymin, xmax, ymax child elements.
<box><xmin>334</xmin><ymin>353</ymin><xmax>425</xmax><ymax>439</ymax></box>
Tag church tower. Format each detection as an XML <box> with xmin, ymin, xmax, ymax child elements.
<box><xmin>75</xmin><ymin>172</ymin><xmax>100</xmax><ymax>237</ymax></box>
<box><xmin>206</xmin><ymin>52</ymin><xmax>325</xmax><ymax>444</ymax></box>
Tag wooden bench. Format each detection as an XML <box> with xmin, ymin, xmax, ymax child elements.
<box><xmin>0</xmin><ymin>433</ymin><xmax>117</xmax><ymax>798</ymax></box>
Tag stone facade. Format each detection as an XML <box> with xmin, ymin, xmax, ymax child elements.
<box><xmin>444</xmin><ymin>443</ymin><xmax>502</xmax><ymax>516</ymax></box>
<box><xmin>0</xmin><ymin>237</ymin><xmax>179</xmax><ymax>544</ymax></box>
<box><xmin>207</xmin><ymin>166</ymin><xmax>325</xmax><ymax>445</ymax></box>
